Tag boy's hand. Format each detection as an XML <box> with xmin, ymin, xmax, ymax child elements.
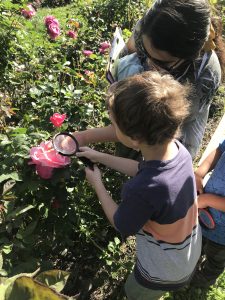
<box><xmin>194</xmin><ymin>172</ymin><xmax>204</xmax><ymax>194</ymax></box>
<box><xmin>85</xmin><ymin>165</ymin><xmax>102</xmax><ymax>188</ymax></box>
<box><xmin>197</xmin><ymin>193</ymin><xmax>209</xmax><ymax>209</ymax></box>
<box><xmin>76</xmin><ymin>146</ymin><xmax>101</xmax><ymax>163</ymax></box>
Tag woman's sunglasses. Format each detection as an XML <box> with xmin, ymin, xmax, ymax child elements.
<box><xmin>139</xmin><ymin>39</ymin><xmax>182</xmax><ymax>71</ymax></box>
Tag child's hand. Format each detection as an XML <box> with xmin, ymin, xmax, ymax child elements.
<box><xmin>85</xmin><ymin>165</ymin><xmax>102</xmax><ymax>188</ymax></box>
<box><xmin>76</xmin><ymin>146</ymin><xmax>101</xmax><ymax>163</ymax></box>
<box><xmin>194</xmin><ymin>172</ymin><xmax>204</xmax><ymax>194</ymax></box>
<box><xmin>197</xmin><ymin>193</ymin><xmax>208</xmax><ymax>209</ymax></box>
<box><xmin>198</xmin><ymin>194</ymin><xmax>208</xmax><ymax>208</ymax></box>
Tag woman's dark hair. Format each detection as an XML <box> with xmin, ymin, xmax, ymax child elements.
<box><xmin>141</xmin><ymin>0</ymin><xmax>211</xmax><ymax>59</ymax></box>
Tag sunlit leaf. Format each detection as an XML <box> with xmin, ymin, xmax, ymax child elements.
<box><xmin>35</xmin><ymin>270</ymin><xmax>70</xmax><ymax>292</ymax></box>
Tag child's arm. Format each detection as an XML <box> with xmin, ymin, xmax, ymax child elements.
<box><xmin>72</xmin><ymin>125</ymin><xmax>118</xmax><ymax>146</ymax></box>
<box><xmin>195</xmin><ymin>146</ymin><xmax>222</xmax><ymax>194</ymax></box>
<box><xmin>77</xmin><ymin>147</ymin><xmax>139</xmax><ymax>177</ymax></box>
<box><xmin>85</xmin><ymin>166</ymin><xmax>118</xmax><ymax>228</ymax></box>
<box><xmin>198</xmin><ymin>193</ymin><xmax>225</xmax><ymax>212</ymax></box>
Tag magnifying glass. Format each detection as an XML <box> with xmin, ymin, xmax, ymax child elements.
<box><xmin>52</xmin><ymin>132</ymin><xmax>94</xmax><ymax>170</ymax></box>
<box><xmin>199</xmin><ymin>208</ymin><xmax>215</xmax><ymax>229</ymax></box>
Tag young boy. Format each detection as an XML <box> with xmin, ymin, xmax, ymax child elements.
<box><xmin>191</xmin><ymin>141</ymin><xmax>225</xmax><ymax>288</ymax></box>
<box><xmin>77</xmin><ymin>71</ymin><xmax>201</xmax><ymax>300</ymax></box>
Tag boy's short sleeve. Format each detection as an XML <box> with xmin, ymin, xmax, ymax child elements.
<box><xmin>219</xmin><ymin>139</ymin><xmax>225</xmax><ymax>153</ymax></box>
<box><xmin>113</xmin><ymin>183</ymin><xmax>160</xmax><ymax>239</ymax></box>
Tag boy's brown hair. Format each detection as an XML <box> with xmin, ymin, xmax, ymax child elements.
<box><xmin>107</xmin><ymin>71</ymin><xmax>190</xmax><ymax>145</ymax></box>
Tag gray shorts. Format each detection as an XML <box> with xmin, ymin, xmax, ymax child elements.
<box><xmin>125</xmin><ymin>271</ymin><xmax>165</xmax><ymax>300</ymax></box>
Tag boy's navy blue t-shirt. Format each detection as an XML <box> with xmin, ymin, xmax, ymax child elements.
<box><xmin>114</xmin><ymin>140</ymin><xmax>201</xmax><ymax>290</ymax></box>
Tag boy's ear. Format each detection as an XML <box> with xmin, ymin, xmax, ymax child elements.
<box><xmin>131</xmin><ymin>138</ymin><xmax>141</xmax><ymax>150</ymax></box>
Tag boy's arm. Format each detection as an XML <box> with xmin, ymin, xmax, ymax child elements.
<box><xmin>198</xmin><ymin>193</ymin><xmax>225</xmax><ymax>212</ymax></box>
<box><xmin>72</xmin><ymin>125</ymin><xmax>118</xmax><ymax>146</ymax></box>
<box><xmin>77</xmin><ymin>147</ymin><xmax>139</xmax><ymax>177</ymax></box>
<box><xmin>85</xmin><ymin>166</ymin><xmax>118</xmax><ymax>228</ymax></box>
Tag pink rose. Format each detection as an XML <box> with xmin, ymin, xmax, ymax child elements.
<box><xmin>44</xmin><ymin>15</ymin><xmax>59</xmax><ymax>26</ymax></box>
<box><xmin>67</xmin><ymin>30</ymin><xmax>77</xmax><ymax>39</ymax></box>
<box><xmin>48</xmin><ymin>23</ymin><xmax>60</xmax><ymax>39</ymax></box>
<box><xmin>100</xmin><ymin>41</ymin><xmax>110</xmax><ymax>50</ymax></box>
<box><xmin>83</xmin><ymin>50</ymin><xmax>93</xmax><ymax>57</ymax></box>
<box><xmin>99</xmin><ymin>47</ymin><xmax>107</xmax><ymax>54</ymax></box>
<box><xmin>36</xmin><ymin>165</ymin><xmax>54</xmax><ymax>179</ymax></box>
<box><xmin>21</xmin><ymin>4</ymin><xmax>36</xmax><ymax>19</ymax></box>
<box><xmin>50</xmin><ymin>113</ymin><xmax>66</xmax><ymax>127</ymax></box>
<box><xmin>29</xmin><ymin>141</ymin><xmax>71</xmax><ymax>179</ymax></box>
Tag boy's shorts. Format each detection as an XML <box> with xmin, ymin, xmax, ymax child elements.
<box><xmin>125</xmin><ymin>271</ymin><xmax>165</xmax><ymax>300</ymax></box>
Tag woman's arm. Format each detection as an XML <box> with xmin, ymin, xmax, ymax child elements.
<box><xmin>72</xmin><ymin>125</ymin><xmax>118</xmax><ymax>146</ymax></box>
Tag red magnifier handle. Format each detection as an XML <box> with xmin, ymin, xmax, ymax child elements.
<box><xmin>199</xmin><ymin>208</ymin><xmax>215</xmax><ymax>229</ymax></box>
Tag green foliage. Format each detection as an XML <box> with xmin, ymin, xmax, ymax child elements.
<box><xmin>0</xmin><ymin>2</ymin><xmax>143</xmax><ymax>298</ymax></box>
<box><xmin>0</xmin><ymin>269</ymin><xmax>76</xmax><ymax>300</ymax></box>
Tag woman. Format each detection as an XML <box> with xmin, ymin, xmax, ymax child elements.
<box><xmin>73</xmin><ymin>0</ymin><xmax>224</xmax><ymax>159</ymax></box>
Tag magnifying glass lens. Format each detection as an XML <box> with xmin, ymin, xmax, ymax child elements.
<box><xmin>53</xmin><ymin>134</ymin><xmax>77</xmax><ymax>155</ymax></box>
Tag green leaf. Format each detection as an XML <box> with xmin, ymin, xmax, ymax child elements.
<box><xmin>35</xmin><ymin>270</ymin><xmax>70</xmax><ymax>293</ymax></box>
<box><xmin>17</xmin><ymin>220</ymin><xmax>38</xmax><ymax>239</ymax></box>
<box><xmin>0</xmin><ymin>252</ymin><xmax>3</xmax><ymax>270</ymax></box>
<box><xmin>1</xmin><ymin>244</ymin><xmax>13</xmax><ymax>254</ymax></box>
<box><xmin>5</xmin><ymin>276</ymin><xmax>70</xmax><ymax>300</ymax></box>
<box><xmin>6</xmin><ymin>205</ymin><xmax>35</xmax><ymax>221</ymax></box>
<box><xmin>0</xmin><ymin>172</ymin><xmax>21</xmax><ymax>183</ymax></box>
<box><xmin>2</xmin><ymin>180</ymin><xmax>16</xmax><ymax>195</ymax></box>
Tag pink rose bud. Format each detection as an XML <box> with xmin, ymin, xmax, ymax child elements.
<box><xmin>67</xmin><ymin>30</ymin><xmax>77</xmax><ymax>39</ymax></box>
<box><xmin>83</xmin><ymin>50</ymin><xmax>93</xmax><ymax>57</ymax></box>
<box><xmin>100</xmin><ymin>41</ymin><xmax>110</xmax><ymax>50</ymax></box>
<box><xmin>47</xmin><ymin>23</ymin><xmax>60</xmax><ymax>40</ymax></box>
<box><xmin>44</xmin><ymin>15</ymin><xmax>59</xmax><ymax>26</ymax></box>
<box><xmin>50</xmin><ymin>113</ymin><xmax>66</xmax><ymax>127</ymax></box>
<box><xmin>21</xmin><ymin>4</ymin><xmax>36</xmax><ymax>19</ymax></box>
<box><xmin>99</xmin><ymin>47</ymin><xmax>107</xmax><ymax>54</ymax></box>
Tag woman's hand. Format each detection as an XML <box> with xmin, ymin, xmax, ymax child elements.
<box><xmin>85</xmin><ymin>165</ymin><xmax>102</xmax><ymax>189</ymax></box>
<box><xmin>76</xmin><ymin>146</ymin><xmax>101</xmax><ymax>163</ymax></box>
